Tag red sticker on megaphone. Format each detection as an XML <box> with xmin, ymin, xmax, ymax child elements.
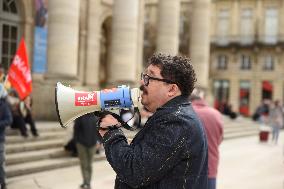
<box><xmin>75</xmin><ymin>92</ymin><xmax>97</xmax><ymax>106</ymax></box>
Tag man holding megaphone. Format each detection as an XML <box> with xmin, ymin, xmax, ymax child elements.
<box><xmin>98</xmin><ymin>53</ymin><xmax>208</xmax><ymax>189</ymax></box>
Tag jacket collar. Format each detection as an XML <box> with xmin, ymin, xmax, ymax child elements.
<box><xmin>157</xmin><ymin>95</ymin><xmax>190</xmax><ymax>110</ymax></box>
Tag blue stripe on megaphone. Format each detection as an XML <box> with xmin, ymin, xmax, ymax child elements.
<box><xmin>100</xmin><ymin>85</ymin><xmax>132</xmax><ymax>110</ymax></box>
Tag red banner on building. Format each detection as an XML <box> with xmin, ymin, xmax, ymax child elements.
<box><xmin>7</xmin><ymin>38</ymin><xmax>32</xmax><ymax>100</ymax></box>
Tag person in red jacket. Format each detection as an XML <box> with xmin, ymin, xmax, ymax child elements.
<box><xmin>190</xmin><ymin>88</ymin><xmax>224</xmax><ymax>189</ymax></box>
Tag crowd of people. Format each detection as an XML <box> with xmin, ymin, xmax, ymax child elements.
<box><xmin>253</xmin><ymin>99</ymin><xmax>284</xmax><ymax>144</ymax></box>
<box><xmin>0</xmin><ymin>64</ymin><xmax>38</xmax><ymax>189</ymax></box>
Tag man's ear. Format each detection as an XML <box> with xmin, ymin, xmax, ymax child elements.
<box><xmin>168</xmin><ymin>84</ymin><xmax>180</xmax><ymax>97</ymax></box>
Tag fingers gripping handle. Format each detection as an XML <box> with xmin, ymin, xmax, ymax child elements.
<box><xmin>94</xmin><ymin>111</ymin><xmax>134</xmax><ymax>131</ymax></box>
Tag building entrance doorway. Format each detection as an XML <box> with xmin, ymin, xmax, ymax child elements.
<box><xmin>239</xmin><ymin>81</ymin><xmax>250</xmax><ymax>116</ymax></box>
<box><xmin>262</xmin><ymin>80</ymin><xmax>273</xmax><ymax>100</ymax></box>
<box><xmin>213</xmin><ymin>80</ymin><xmax>230</xmax><ymax>112</ymax></box>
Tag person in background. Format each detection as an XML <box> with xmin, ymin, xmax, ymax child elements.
<box><xmin>7</xmin><ymin>90</ymin><xmax>28</xmax><ymax>137</ymax></box>
<box><xmin>73</xmin><ymin>113</ymin><xmax>100</xmax><ymax>189</ymax></box>
<box><xmin>0</xmin><ymin>84</ymin><xmax>13</xmax><ymax>189</ymax></box>
<box><xmin>220</xmin><ymin>101</ymin><xmax>237</xmax><ymax>119</ymax></box>
<box><xmin>253</xmin><ymin>100</ymin><xmax>270</xmax><ymax>124</ymax></box>
<box><xmin>20</xmin><ymin>95</ymin><xmax>39</xmax><ymax>137</ymax></box>
<box><xmin>98</xmin><ymin>53</ymin><xmax>208</xmax><ymax>189</ymax></box>
<box><xmin>190</xmin><ymin>88</ymin><xmax>224</xmax><ymax>189</ymax></box>
<box><xmin>269</xmin><ymin>100</ymin><xmax>283</xmax><ymax>145</ymax></box>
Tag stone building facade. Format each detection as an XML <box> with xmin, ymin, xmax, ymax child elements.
<box><xmin>0</xmin><ymin>0</ymin><xmax>283</xmax><ymax>119</ymax></box>
<box><xmin>210</xmin><ymin>0</ymin><xmax>284</xmax><ymax>116</ymax></box>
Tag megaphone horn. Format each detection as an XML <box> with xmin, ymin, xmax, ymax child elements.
<box><xmin>55</xmin><ymin>82</ymin><xmax>141</xmax><ymax>128</ymax></box>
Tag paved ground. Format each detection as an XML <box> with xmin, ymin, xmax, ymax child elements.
<box><xmin>218</xmin><ymin>132</ymin><xmax>284</xmax><ymax>189</ymax></box>
<box><xmin>7</xmin><ymin>131</ymin><xmax>284</xmax><ymax>189</ymax></box>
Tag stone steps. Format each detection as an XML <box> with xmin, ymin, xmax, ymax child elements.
<box><xmin>224</xmin><ymin>117</ymin><xmax>260</xmax><ymax>139</ymax></box>
<box><xmin>6</xmin><ymin>123</ymin><xmax>64</xmax><ymax>136</ymax></box>
<box><xmin>6</xmin><ymin>155</ymin><xmax>106</xmax><ymax>178</ymax></box>
<box><xmin>5</xmin><ymin>117</ymin><xmax>261</xmax><ymax>178</ymax></box>
<box><xmin>224</xmin><ymin>130</ymin><xmax>259</xmax><ymax>139</ymax></box>
<box><xmin>6</xmin><ymin>131</ymin><xmax>66</xmax><ymax>144</ymax></box>
<box><xmin>6</xmin><ymin>139</ymin><xmax>65</xmax><ymax>154</ymax></box>
<box><xmin>224</xmin><ymin>126</ymin><xmax>258</xmax><ymax>134</ymax></box>
<box><xmin>6</xmin><ymin>147</ymin><xmax>66</xmax><ymax>165</ymax></box>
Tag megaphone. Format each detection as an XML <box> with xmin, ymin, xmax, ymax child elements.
<box><xmin>55</xmin><ymin>82</ymin><xmax>141</xmax><ymax>128</ymax></box>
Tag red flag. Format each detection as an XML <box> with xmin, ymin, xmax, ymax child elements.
<box><xmin>7</xmin><ymin>38</ymin><xmax>32</xmax><ymax>100</ymax></box>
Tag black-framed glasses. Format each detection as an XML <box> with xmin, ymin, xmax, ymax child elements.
<box><xmin>140</xmin><ymin>73</ymin><xmax>176</xmax><ymax>86</ymax></box>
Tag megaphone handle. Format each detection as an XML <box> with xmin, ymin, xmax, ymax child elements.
<box><xmin>94</xmin><ymin>111</ymin><xmax>134</xmax><ymax>131</ymax></box>
<box><xmin>98</xmin><ymin>124</ymin><xmax>121</xmax><ymax>131</ymax></box>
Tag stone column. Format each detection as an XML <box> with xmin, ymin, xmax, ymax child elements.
<box><xmin>46</xmin><ymin>0</ymin><xmax>80</xmax><ymax>78</ymax></box>
<box><xmin>156</xmin><ymin>0</ymin><xmax>180</xmax><ymax>55</ymax></box>
<box><xmin>24</xmin><ymin>17</ymin><xmax>34</xmax><ymax>66</ymax></box>
<box><xmin>251</xmin><ymin>54</ymin><xmax>261</xmax><ymax>114</ymax></box>
<box><xmin>250</xmin><ymin>78</ymin><xmax>259</xmax><ymax>116</ymax></box>
<box><xmin>189</xmin><ymin>0</ymin><xmax>211</xmax><ymax>88</ymax></box>
<box><xmin>108</xmin><ymin>0</ymin><xmax>140</xmax><ymax>85</ymax></box>
<box><xmin>78</xmin><ymin>0</ymin><xmax>88</xmax><ymax>83</ymax></box>
<box><xmin>136</xmin><ymin>0</ymin><xmax>145</xmax><ymax>82</ymax></box>
<box><xmin>85</xmin><ymin>0</ymin><xmax>101</xmax><ymax>87</ymax></box>
<box><xmin>273</xmin><ymin>80</ymin><xmax>283</xmax><ymax>102</ymax></box>
<box><xmin>280</xmin><ymin>1</ymin><xmax>284</xmax><ymax>39</ymax></box>
<box><xmin>229</xmin><ymin>77</ymin><xmax>239</xmax><ymax>114</ymax></box>
<box><xmin>254</xmin><ymin>80</ymin><xmax>262</xmax><ymax>111</ymax></box>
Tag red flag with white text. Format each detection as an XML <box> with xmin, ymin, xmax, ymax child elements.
<box><xmin>7</xmin><ymin>38</ymin><xmax>32</xmax><ymax>100</ymax></box>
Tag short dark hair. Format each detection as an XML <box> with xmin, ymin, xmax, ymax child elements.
<box><xmin>148</xmin><ymin>53</ymin><xmax>196</xmax><ymax>96</ymax></box>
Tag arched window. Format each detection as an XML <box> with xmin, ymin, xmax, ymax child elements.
<box><xmin>0</xmin><ymin>0</ymin><xmax>21</xmax><ymax>71</ymax></box>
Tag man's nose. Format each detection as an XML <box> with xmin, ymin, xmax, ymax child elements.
<box><xmin>140</xmin><ymin>78</ymin><xmax>145</xmax><ymax>86</ymax></box>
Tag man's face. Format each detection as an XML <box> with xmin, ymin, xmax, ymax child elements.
<box><xmin>140</xmin><ymin>64</ymin><xmax>171</xmax><ymax>113</ymax></box>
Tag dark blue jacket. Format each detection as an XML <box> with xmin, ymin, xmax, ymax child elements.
<box><xmin>0</xmin><ymin>98</ymin><xmax>13</xmax><ymax>142</ymax></box>
<box><xmin>74</xmin><ymin>113</ymin><xmax>99</xmax><ymax>147</ymax></box>
<box><xmin>103</xmin><ymin>95</ymin><xmax>208</xmax><ymax>189</ymax></box>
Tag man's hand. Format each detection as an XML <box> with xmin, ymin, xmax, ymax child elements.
<box><xmin>99</xmin><ymin>114</ymin><xmax>120</xmax><ymax>137</ymax></box>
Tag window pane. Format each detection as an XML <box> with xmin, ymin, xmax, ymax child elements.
<box><xmin>3</xmin><ymin>1</ymin><xmax>9</xmax><ymax>12</ymax></box>
<box><xmin>263</xmin><ymin>56</ymin><xmax>274</xmax><ymax>70</ymax></box>
<box><xmin>240</xmin><ymin>9</ymin><xmax>253</xmax><ymax>36</ymax></box>
<box><xmin>10</xmin><ymin>1</ymin><xmax>18</xmax><ymax>13</ymax></box>
<box><xmin>265</xmin><ymin>8</ymin><xmax>278</xmax><ymax>43</ymax></box>
<box><xmin>2</xmin><ymin>41</ymin><xmax>9</xmax><ymax>54</ymax></box>
<box><xmin>1</xmin><ymin>57</ymin><xmax>9</xmax><ymax>70</ymax></box>
<box><xmin>10</xmin><ymin>42</ymin><xmax>17</xmax><ymax>55</ymax></box>
<box><xmin>218</xmin><ymin>10</ymin><xmax>229</xmax><ymax>37</ymax></box>
<box><xmin>240</xmin><ymin>55</ymin><xmax>251</xmax><ymax>70</ymax></box>
<box><xmin>217</xmin><ymin>55</ymin><xmax>228</xmax><ymax>70</ymax></box>
<box><xmin>2</xmin><ymin>25</ymin><xmax>10</xmax><ymax>38</ymax></box>
<box><xmin>11</xmin><ymin>26</ymin><xmax>17</xmax><ymax>40</ymax></box>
